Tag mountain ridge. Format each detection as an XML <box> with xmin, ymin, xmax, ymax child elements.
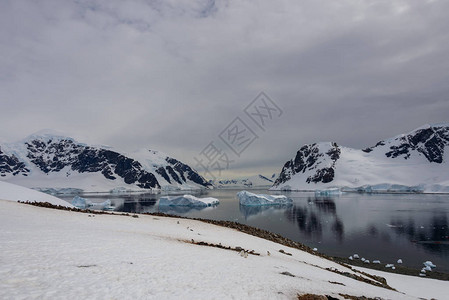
<box><xmin>272</xmin><ymin>123</ymin><xmax>449</xmax><ymax>193</ymax></box>
<box><xmin>0</xmin><ymin>131</ymin><xmax>211</xmax><ymax>193</ymax></box>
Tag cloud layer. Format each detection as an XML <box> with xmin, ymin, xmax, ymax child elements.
<box><xmin>1</xmin><ymin>0</ymin><xmax>449</xmax><ymax>177</ymax></box>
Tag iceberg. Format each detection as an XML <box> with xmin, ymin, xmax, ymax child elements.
<box><xmin>71</xmin><ymin>196</ymin><xmax>93</xmax><ymax>209</ymax></box>
<box><xmin>97</xmin><ymin>199</ymin><xmax>114</xmax><ymax>210</ymax></box>
<box><xmin>159</xmin><ymin>195</ymin><xmax>219</xmax><ymax>207</ymax></box>
<box><xmin>237</xmin><ymin>191</ymin><xmax>292</xmax><ymax>206</ymax></box>
<box><xmin>423</xmin><ymin>261</ymin><xmax>436</xmax><ymax>268</ymax></box>
<box><xmin>71</xmin><ymin>196</ymin><xmax>112</xmax><ymax>210</ymax></box>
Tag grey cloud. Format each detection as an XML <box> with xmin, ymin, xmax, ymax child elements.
<box><xmin>1</xmin><ymin>0</ymin><xmax>449</xmax><ymax>178</ymax></box>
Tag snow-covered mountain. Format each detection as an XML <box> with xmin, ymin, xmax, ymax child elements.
<box><xmin>210</xmin><ymin>173</ymin><xmax>277</xmax><ymax>188</ymax></box>
<box><xmin>0</xmin><ymin>131</ymin><xmax>211</xmax><ymax>193</ymax></box>
<box><xmin>272</xmin><ymin>123</ymin><xmax>449</xmax><ymax>193</ymax></box>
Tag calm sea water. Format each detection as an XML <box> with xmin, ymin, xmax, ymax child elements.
<box><xmin>60</xmin><ymin>189</ymin><xmax>449</xmax><ymax>272</ymax></box>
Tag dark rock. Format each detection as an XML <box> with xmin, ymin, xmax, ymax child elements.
<box><xmin>274</xmin><ymin>143</ymin><xmax>340</xmax><ymax>187</ymax></box>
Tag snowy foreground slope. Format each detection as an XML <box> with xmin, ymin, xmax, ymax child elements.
<box><xmin>0</xmin><ymin>180</ymin><xmax>73</xmax><ymax>207</ymax></box>
<box><xmin>272</xmin><ymin>123</ymin><xmax>449</xmax><ymax>193</ymax></box>
<box><xmin>0</xmin><ymin>130</ymin><xmax>211</xmax><ymax>193</ymax></box>
<box><xmin>1</xmin><ymin>200</ymin><xmax>447</xmax><ymax>299</ymax></box>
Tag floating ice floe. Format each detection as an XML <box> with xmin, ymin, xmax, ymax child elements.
<box><xmin>353</xmin><ymin>254</ymin><xmax>359</xmax><ymax>259</ymax></box>
<box><xmin>159</xmin><ymin>195</ymin><xmax>219</xmax><ymax>207</ymax></box>
<box><xmin>423</xmin><ymin>261</ymin><xmax>436</xmax><ymax>268</ymax></box>
<box><xmin>373</xmin><ymin>260</ymin><xmax>381</xmax><ymax>264</ymax></box>
<box><xmin>349</xmin><ymin>256</ymin><xmax>353</xmax><ymax>260</ymax></box>
<box><xmin>419</xmin><ymin>273</ymin><xmax>426</xmax><ymax>277</ymax></box>
<box><xmin>361</xmin><ymin>258</ymin><xmax>366</xmax><ymax>262</ymax></box>
<box><xmin>397</xmin><ymin>259</ymin><xmax>403</xmax><ymax>264</ymax></box>
<box><xmin>237</xmin><ymin>191</ymin><xmax>292</xmax><ymax>206</ymax></box>
<box><xmin>72</xmin><ymin>196</ymin><xmax>93</xmax><ymax>209</ymax></box>
<box><xmin>314</xmin><ymin>188</ymin><xmax>342</xmax><ymax>196</ymax></box>
<box><xmin>99</xmin><ymin>199</ymin><xmax>114</xmax><ymax>210</ymax></box>
<box><xmin>364</xmin><ymin>260</ymin><xmax>370</xmax><ymax>264</ymax></box>
<box><xmin>312</xmin><ymin>248</ymin><xmax>318</xmax><ymax>251</ymax></box>
<box><xmin>385</xmin><ymin>264</ymin><xmax>394</xmax><ymax>268</ymax></box>
<box><xmin>423</xmin><ymin>265</ymin><xmax>432</xmax><ymax>272</ymax></box>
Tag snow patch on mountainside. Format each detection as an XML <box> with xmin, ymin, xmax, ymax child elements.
<box><xmin>0</xmin><ymin>130</ymin><xmax>211</xmax><ymax>193</ymax></box>
<box><xmin>272</xmin><ymin>124</ymin><xmax>449</xmax><ymax>193</ymax></box>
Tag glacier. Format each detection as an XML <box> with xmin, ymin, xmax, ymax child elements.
<box><xmin>158</xmin><ymin>195</ymin><xmax>219</xmax><ymax>207</ymax></box>
<box><xmin>237</xmin><ymin>191</ymin><xmax>293</xmax><ymax>206</ymax></box>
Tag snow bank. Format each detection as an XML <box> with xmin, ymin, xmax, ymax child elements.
<box><xmin>353</xmin><ymin>266</ymin><xmax>448</xmax><ymax>300</ymax></box>
<box><xmin>159</xmin><ymin>194</ymin><xmax>219</xmax><ymax>207</ymax></box>
<box><xmin>0</xmin><ymin>181</ymin><xmax>73</xmax><ymax>207</ymax></box>
<box><xmin>237</xmin><ymin>191</ymin><xmax>293</xmax><ymax>206</ymax></box>
<box><xmin>1</xmin><ymin>199</ymin><xmax>436</xmax><ymax>300</ymax></box>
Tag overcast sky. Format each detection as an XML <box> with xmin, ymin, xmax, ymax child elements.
<box><xmin>1</xmin><ymin>0</ymin><xmax>449</xmax><ymax>178</ymax></box>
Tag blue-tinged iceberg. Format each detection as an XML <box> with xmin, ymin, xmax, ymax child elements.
<box><xmin>159</xmin><ymin>195</ymin><xmax>219</xmax><ymax>207</ymax></box>
<box><xmin>237</xmin><ymin>191</ymin><xmax>292</xmax><ymax>206</ymax></box>
<box><xmin>71</xmin><ymin>196</ymin><xmax>113</xmax><ymax>210</ymax></box>
<box><xmin>71</xmin><ymin>196</ymin><xmax>93</xmax><ymax>209</ymax></box>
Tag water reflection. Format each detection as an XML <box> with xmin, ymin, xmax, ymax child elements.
<box><xmin>285</xmin><ymin>197</ymin><xmax>343</xmax><ymax>241</ymax></box>
<box><xmin>239</xmin><ymin>204</ymin><xmax>292</xmax><ymax>219</ymax></box>
<box><xmin>332</xmin><ymin>218</ymin><xmax>344</xmax><ymax>242</ymax></box>
<box><xmin>158</xmin><ymin>205</ymin><xmax>217</xmax><ymax>214</ymax></box>
<box><xmin>314</xmin><ymin>197</ymin><xmax>336</xmax><ymax>214</ymax></box>
<box><xmin>116</xmin><ymin>199</ymin><xmax>157</xmax><ymax>213</ymax></box>
<box><xmin>387</xmin><ymin>214</ymin><xmax>449</xmax><ymax>253</ymax></box>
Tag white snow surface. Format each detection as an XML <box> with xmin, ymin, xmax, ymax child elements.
<box><xmin>1</xmin><ymin>131</ymin><xmax>208</xmax><ymax>192</ymax></box>
<box><xmin>238</xmin><ymin>190</ymin><xmax>293</xmax><ymax>206</ymax></box>
<box><xmin>0</xmin><ymin>181</ymin><xmax>73</xmax><ymax>207</ymax></box>
<box><xmin>159</xmin><ymin>194</ymin><xmax>219</xmax><ymax>207</ymax></box>
<box><xmin>1</xmin><ymin>200</ymin><xmax>445</xmax><ymax>299</ymax></box>
<box><xmin>353</xmin><ymin>266</ymin><xmax>448</xmax><ymax>300</ymax></box>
